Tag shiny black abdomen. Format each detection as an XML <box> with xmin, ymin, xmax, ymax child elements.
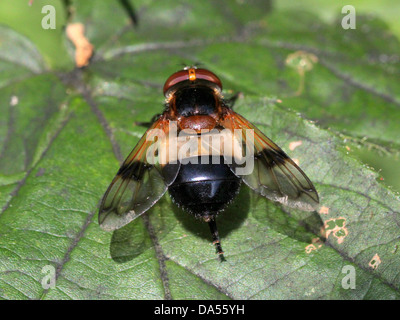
<box><xmin>167</xmin><ymin>156</ymin><xmax>241</xmax><ymax>218</ymax></box>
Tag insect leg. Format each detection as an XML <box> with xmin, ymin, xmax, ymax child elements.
<box><xmin>135</xmin><ymin>114</ymin><xmax>162</xmax><ymax>128</ymax></box>
<box><xmin>208</xmin><ymin>219</ymin><xmax>226</xmax><ymax>261</ymax></box>
<box><xmin>224</xmin><ymin>92</ymin><xmax>242</xmax><ymax>109</ymax></box>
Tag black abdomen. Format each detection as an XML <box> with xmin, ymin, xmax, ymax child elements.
<box><xmin>167</xmin><ymin>156</ymin><xmax>241</xmax><ymax>219</ymax></box>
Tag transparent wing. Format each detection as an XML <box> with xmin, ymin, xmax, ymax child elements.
<box><xmin>221</xmin><ymin>109</ymin><xmax>319</xmax><ymax>211</ymax></box>
<box><xmin>99</xmin><ymin>117</ymin><xmax>179</xmax><ymax>231</ymax></box>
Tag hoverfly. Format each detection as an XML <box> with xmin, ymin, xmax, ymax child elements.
<box><xmin>99</xmin><ymin>67</ymin><xmax>319</xmax><ymax>259</ymax></box>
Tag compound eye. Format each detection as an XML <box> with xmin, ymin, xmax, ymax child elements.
<box><xmin>163</xmin><ymin>68</ymin><xmax>223</xmax><ymax>96</ymax></box>
<box><xmin>194</xmin><ymin>69</ymin><xmax>222</xmax><ymax>90</ymax></box>
<box><xmin>163</xmin><ymin>70</ymin><xmax>190</xmax><ymax>96</ymax></box>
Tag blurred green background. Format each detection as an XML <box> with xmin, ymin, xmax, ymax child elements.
<box><xmin>0</xmin><ymin>0</ymin><xmax>399</xmax><ymax>193</ymax></box>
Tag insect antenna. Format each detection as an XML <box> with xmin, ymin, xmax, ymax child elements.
<box><xmin>207</xmin><ymin>218</ymin><xmax>226</xmax><ymax>262</ymax></box>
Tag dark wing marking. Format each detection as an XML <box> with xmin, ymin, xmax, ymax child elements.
<box><xmin>220</xmin><ymin>109</ymin><xmax>319</xmax><ymax>211</ymax></box>
<box><xmin>99</xmin><ymin>117</ymin><xmax>179</xmax><ymax>231</ymax></box>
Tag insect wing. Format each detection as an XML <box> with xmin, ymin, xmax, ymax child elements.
<box><xmin>99</xmin><ymin>118</ymin><xmax>179</xmax><ymax>231</ymax></box>
<box><xmin>221</xmin><ymin>109</ymin><xmax>319</xmax><ymax>211</ymax></box>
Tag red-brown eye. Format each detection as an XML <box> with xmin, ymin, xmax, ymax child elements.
<box><xmin>163</xmin><ymin>68</ymin><xmax>223</xmax><ymax>96</ymax></box>
<box><xmin>195</xmin><ymin>69</ymin><xmax>223</xmax><ymax>90</ymax></box>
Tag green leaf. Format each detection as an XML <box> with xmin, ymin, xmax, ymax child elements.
<box><xmin>1</xmin><ymin>0</ymin><xmax>400</xmax><ymax>300</ymax></box>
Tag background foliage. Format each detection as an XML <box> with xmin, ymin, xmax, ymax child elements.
<box><xmin>0</xmin><ymin>0</ymin><xmax>399</xmax><ymax>299</ymax></box>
